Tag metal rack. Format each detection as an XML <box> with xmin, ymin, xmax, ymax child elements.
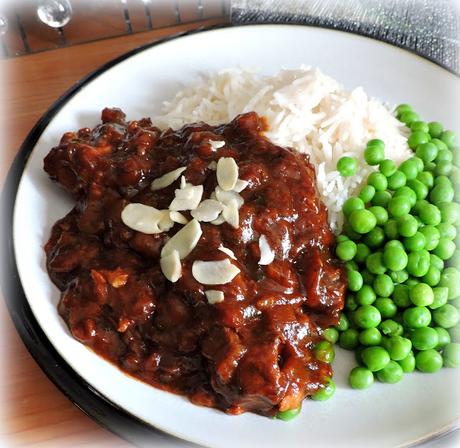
<box><xmin>0</xmin><ymin>0</ymin><xmax>230</xmax><ymax>58</ymax></box>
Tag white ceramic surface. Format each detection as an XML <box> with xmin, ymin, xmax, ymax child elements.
<box><xmin>13</xmin><ymin>25</ymin><xmax>460</xmax><ymax>448</ymax></box>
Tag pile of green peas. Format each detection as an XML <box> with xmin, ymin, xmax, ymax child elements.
<box><xmin>333</xmin><ymin>105</ymin><xmax>460</xmax><ymax>390</ymax></box>
<box><xmin>276</xmin><ymin>105</ymin><xmax>460</xmax><ymax>421</ymax></box>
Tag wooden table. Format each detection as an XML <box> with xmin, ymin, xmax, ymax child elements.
<box><xmin>0</xmin><ymin>19</ymin><xmax>223</xmax><ymax>447</ymax></box>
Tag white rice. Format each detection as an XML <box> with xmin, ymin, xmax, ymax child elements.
<box><xmin>155</xmin><ymin>66</ymin><xmax>411</xmax><ymax>232</ymax></box>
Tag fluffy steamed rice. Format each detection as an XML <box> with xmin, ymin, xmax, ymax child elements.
<box><xmin>155</xmin><ymin>67</ymin><xmax>411</xmax><ymax>232</ymax></box>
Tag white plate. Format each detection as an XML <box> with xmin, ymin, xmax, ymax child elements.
<box><xmin>12</xmin><ymin>25</ymin><xmax>460</xmax><ymax>447</ymax></box>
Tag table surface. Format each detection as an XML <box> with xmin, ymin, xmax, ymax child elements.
<box><xmin>0</xmin><ymin>18</ymin><xmax>223</xmax><ymax>447</ymax></box>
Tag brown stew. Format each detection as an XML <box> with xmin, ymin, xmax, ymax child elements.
<box><xmin>44</xmin><ymin>109</ymin><xmax>346</xmax><ymax>416</ymax></box>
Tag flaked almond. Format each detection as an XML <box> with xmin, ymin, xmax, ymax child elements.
<box><xmin>191</xmin><ymin>199</ymin><xmax>223</xmax><ymax>222</ymax></box>
<box><xmin>192</xmin><ymin>259</ymin><xmax>240</xmax><ymax>285</ymax></box>
<box><xmin>170</xmin><ymin>211</ymin><xmax>188</xmax><ymax>224</ymax></box>
<box><xmin>209</xmin><ymin>140</ymin><xmax>225</xmax><ymax>151</ymax></box>
<box><xmin>217</xmin><ymin>157</ymin><xmax>239</xmax><ymax>191</ymax></box>
<box><xmin>233</xmin><ymin>179</ymin><xmax>249</xmax><ymax>193</ymax></box>
<box><xmin>169</xmin><ymin>184</ymin><xmax>203</xmax><ymax>211</ymax></box>
<box><xmin>160</xmin><ymin>250</ymin><xmax>182</xmax><ymax>282</ymax></box>
<box><xmin>151</xmin><ymin>167</ymin><xmax>186</xmax><ymax>190</ymax></box>
<box><xmin>258</xmin><ymin>234</ymin><xmax>275</xmax><ymax>265</ymax></box>
<box><xmin>205</xmin><ymin>290</ymin><xmax>224</xmax><ymax>304</ymax></box>
<box><xmin>215</xmin><ymin>186</ymin><xmax>244</xmax><ymax>209</ymax></box>
<box><xmin>211</xmin><ymin>215</ymin><xmax>225</xmax><ymax>225</ymax></box>
<box><xmin>161</xmin><ymin>218</ymin><xmax>202</xmax><ymax>259</ymax></box>
<box><xmin>208</xmin><ymin>161</ymin><xmax>217</xmax><ymax>170</ymax></box>
<box><xmin>222</xmin><ymin>198</ymin><xmax>239</xmax><ymax>228</ymax></box>
<box><xmin>218</xmin><ymin>245</ymin><xmax>236</xmax><ymax>260</ymax></box>
<box><xmin>121</xmin><ymin>203</ymin><xmax>172</xmax><ymax>234</ymax></box>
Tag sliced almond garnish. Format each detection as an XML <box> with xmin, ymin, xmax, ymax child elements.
<box><xmin>215</xmin><ymin>186</ymin><xmax>244</xmax><ymax>209</ymax></box>
<box><xmin>158</xmin><ymin>211</ymin><xmax>175</xmax><ymax>232</ymax></box>
<box><xmin>222</xmin><ymin>198</ymin><xmax>239</xmax><ymax>228</ymax></box>
<box><xmin>160</xmin><ymin>250</ymin><xmax>182</xmax><ymax>282</ymax></box>
<box><xmin>191</xmin><ymin>199</ymin><xmax>224</xmax><ymax>222</ymax></box>
<box><xmin>121</xmin><ymin>203</ymin><xmax>171</xmax><ymax>234</ymax></box>
<box><xmin>205</xmin><ymin>290</ymin><xmax>224</xmax><ymax>304</ymax></box>
<box><xmin>233</xmin><ymin>179</ymin><xmax>249</xmax><ymax>193</ymax></box>
<box><xmin>211</xmin><ymin>215</ymin><xmax>225</xmax><ymax>225</ymax></box>
<box><xmin>180</xmin><ymin>175</ymin><xmax>187</xmax><ymax>189</ymax></box>
<box><xmin>217</xmin><ymin>157</ymin><xmax>239</xmax><ymax>191</ymax></box>
<box><xmin>258</xmin><ymin>234</ymin><xmax>275</xmax><ymax>265</ymax></box>
<box><xmin>170</xmin><ymin>211</ymin><xmax>188</xmax><ymax>224</ymax></box>
<box><xmin>218</xmin><ymin>245</ymin><xmax>236</xmax><ymax>260</ymax></box>
<box><xmin>151</xmin><ymin>167</ymin><xmax>186</xmax><ymax>191</ymax></box>
<box><xmin>161</xmin><ymin>218</ymin><xmax>202</xmax><ymax>259</ymax></box>
<box><xmin>192</xmin><ymin>259</ymin><xmax>240</xmax><ymax>285</ymax></box>
<box><xmin>169</xmin><ymin>184</ymin><xmax>203</xmax><ymax>211</ymax></box>
<box><xmin>208</xmin><ymin>161</ymin><xmax>217</xmax><ymax>170</ymax></box>
<box><xmin>209</xmin><ymin>140</ymin><xmax>225</xmax><ymax>151</ymax></box>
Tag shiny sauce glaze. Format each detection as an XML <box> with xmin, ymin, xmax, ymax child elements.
<box><xmin>44</xmin><ymin>108</ymin><xmax>346</xmax><ymax>416</ymax></box>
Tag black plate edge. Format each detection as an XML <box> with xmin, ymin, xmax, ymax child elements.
<box><xmin>0</xmin><ymin>22</ymin><xmax>457</xmax><ymax>448</ymax></box>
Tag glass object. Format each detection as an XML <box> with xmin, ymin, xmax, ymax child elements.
<box><xmin>37</xmin><ymin>0</ymin><xmax>72</xmax><ymax>28</ymax></box>
<box><xmin>0</xmin><ymin>16</ymin><xmax>7</xmax><ymax>36</ymax></box>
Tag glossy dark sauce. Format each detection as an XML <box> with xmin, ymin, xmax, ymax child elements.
<box><xmin>44</xmin><ymin>109</ymin><xmax>346</xmax><ymax>416</ymax></box>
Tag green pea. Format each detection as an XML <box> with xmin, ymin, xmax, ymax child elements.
<box><xmin>405</xmin><ymin>277</ymin><xmax>420</xmax><ymax>287</ymax></box>
<box><xmin>428</xmin><ymin>121</ymin><xmax>443</xmax><ymax>138</ymax></box>
<box><xmin>433</xmin><ymin>239</ymin><xmax>456</xmax><ymax>260</ymax></box>
<box><xmin>398</xmin><ymin>352</ymin><xmax>416</xmax><ymax>373</ymax></box>
<box><xmin>449</xmin><ymin>251</ymin><xmax>460</xmax><ymax>269</ymax></box>
<box><xmin>373</xmin><ymin>274</ymin><xmax>395</xmax><ymax>297</ymax></box>
<box><xmin>337</xmin><ymin>156</ymin><xmax>358</xmax><ymax>177</ymax></box>
<box><xmin>359</xmin><ymin>185</ymin><xmax>375</xmax><ymax>203</ymax></box>
<box><xmin>435</xmin><ymin>149</ymin><xmax>453</xmax><ymax>163</ymax></box>
<box><xmin>323</xmin><ymin>327</ymin><xmax>339</xmax><ymax>344</ymax></box>
<box><xmin>347</xmin><ymin>270</ymin><xmax>363</xmax><ymax>292</ymax></box>
<box><xmin>415</xmin><ymin>349</ymin><xmax>443</xmax><ymax>373</ymax></box>
<box><xmin>376</xmin><ymin>360</ymin><xmax>404</xmax><ymax>383</ymax></box>
<box><xmin>343</xmin><ymin>197</ymin><xmax>365</xmax><ymax>217</ymax></box>
<box><xmin>408</xmin><ymin>131</ymin><xmax>430</xmax><ymax>149</ymax></box>
<box><xmin>383</xmin><ymin>245</ymin><xmax>408</xmax><ymax>272</ymax></box>
<box><xmin>397</xmin><ymin>215</ymin><xmax>418</xmax><ymax>237</ymax></box>
<box><xmin>346</xmin><ymin>261</ymin><xmax>359</xmax><ymax>273</ymax></box>
<box><xmin>433</xmin><ymin>304</ymin><xmax>460</xmax><ymax>328</ymax></box>
<box><xmin>389</xmin><ymin>269</ymin><xmax>409</xmax><ymax>284</ymax></box>
<box><xmin>336</xmin><ymin>313</ymin><xmax>349</xmax><ymax>331</ymax></box>
<box><xmin>387</xmin><ymin>170</ymin><xmax>407</xmax><ymax>190</ymax></box>
<box><xmin>422</xmin><ymin>266</ymin><xmax>441</xmax><ymax>287</ymax></box>
<box><xmin>419</xmin><ymin>226</ymin><xmax>440</xmax><ymax>251</ymax></box>
<box><xmin>361</xmin><ymin>346</ymin><xmax>391</xmax><ymax>371</ymax></box>
<box><xmin>399</xmin><ymin>159</ymin><xmax>419</xmax><ymax>180</ymax></box>
<box><xmin>354</xmin><ymin>243</ymin><xmax>371</xmax><ymax>264</ymax></box>
<box><xmin>354</xmin><ymin>305</ymin><xmax>382</xmax><ymax>329</ymax></box>
<box><xmin>403</xmin><ymin>232</ymin><xmax>426</xmax><ymax>252</ymax></box>
<box><xmin>450</xmin><ymin>325</ymin><xmax>460</xmax><ymax>342</ymax></box>
<box><xmin>276</xmin><ymin>407</ymin><xmax>302</xmax><ymax>421</ymax></box>
<box><xmin>418</xmin><ymin>204</ymin><xmax>441</xmax><ymax>225</ymax></box>
<box><xmin>349</xmin><ymin>209</ymin><xmax>377</xmax><ymax>234</ymax></box>
<box><xmin>374</xmin><ymin>298</ymin><xmax>397</xmax><ymax>319</ymax></box>
<box><xmin>430</xmin><ymin>254</ymin><xmax>444</xmax><ymax>271</ymax></box>
<box><xmin>384</xmin><ymin>220</ymin><xmax>399</xmax><ymax>239</ymax></box>
<box><xmin>434</xmin><ymin>160</ymin><xmax>453</xmax><ymax>176</ymax></box>
<box><xmin>411</xmin><ymin>327</ymin><xmax>439</xmax><ymax>351</ymax></box>
<box><xmin>361</xmin><ymin>270</ymin><xmax>375</xmax><ymax>286</ymax></box>
<box><xmin>434</xmin><ymin>327</ymin><xmax>451</xmax><ymax>349</ymax></box>
<box><xmin>348</xmin><ymin>366</ymin><xmax>374</xmax><ymax>389</ymax></box>
<box><xmin>439</xmin><ymin>267</ymin><xmax>460</xmax><ymax>300</ymax></box>
<box><xmin>406</xmin><ymin>179</ymin><xmax>428</xmax><ymax>200</ymax></box>
<box><xmin>442</xmin><ymin>343</ymin><xmax>460</xmax><ymax>367</ymax></box>
<box><xmin>367</xmin><ymin>172</ymin><xmax>388</xmax><ymax>191</ymax></box>
<box><xmin>314</xmin><ymin>341</ymin><xmax>335</xmax><ymax>363</ymax></box>
<box><xmin>441</xmin><ymin>130</ymin><xmax>458</xmax><ymax>149</ymax></box>
<box><xmin>403</xmin><ymin>306</ymin><xmax>432</xmax><ymax>328</ymax></box>
<box><xmin>342</xmin><ymin>222</ymin><xmax>361</xmax><ymax>241</ymax></box>
<box><xmin>372</xmin><ymin>190</ymin><xmax>392</xmax><ymax>207</ymax></box>
<box><xmin>431</xmin><ymin>138</ymin><xmax>449</xmax><ymax>151</ymax></box>
<box><xmin>359</xmin><ymin>327</ymin><xmax>382</xmax><ymax>346</ymax></box>
<box><xmin>430</xmin><ymin>287</ymin><xmax>449</xmax><ymax>310</ymax></box>
<box><xmin>416</xmin><ymin>171</ymin><xmax>434</xmax><ymax>189</ymax></box>
<box><xmin>364</xmin><ymin>144</ymin><xmax>385</xmax><ymax>166</ymax></box>
<box><xmin>438</xmin><ymin>202</ymin><xmax>460</xmax><ymax>224</ymax></box>
<box><xmin>345</xmin><ymin>294</ymin><xmax>358</xmax><ymax>311</ymax></box>
<box><xmin>379</xmin><ymin>319</ymin><xmax>404</xmax><ymax>336</ymax></box>
<box><xmin>366</xmin><ymin>252</ymin><xmax>387</xmax><ymax>274</ymax></box>
<box><xmin>394</xmin><ymin>186</ymin><xmax>417</xmax><ymax>207</ymax></box>
<box><xmin>395</xmin><ymin>104</ymin><xmax>413</xmax><ymax>116</ymax></box>
<box><xmin>407</xmin><ymin>250</ymin><xmax>430</xmax><ymax>277</ymax></box>
<box><xmin>388</xmin><ymin>196</ymin><xmax>411</xmax><ymax>218</ymax></box>
<box><xmin>434</xmin><ymin>175</ymin><xmax>452</xmax><ymax>187</ymax></box>
<box><xmin>339</xmin><ymin>328</ymin><xmax>359</xmax><ymax>350</ymax></box>
<box><xmin>362</xmin><ymin>227</ymin><xmax>385</xmax><ymax>249</ymax></box>
<box><xmin>430</xmin><ymin>183</ymin><xmax>455</xmax><ymax>205</ymax></box>
<box><xmin>336</xmin><ymin>240</ymin><xmax>357</xmax><ymax>261</ymax></box>
<box><xmin>379</xmin><ymin>159</ymin><xmax>397</xmax><ymax>177</ymax></box>
<box><xmin>399</xmin><ymin>111</ymin><xmax>420</xmax><ymax>125</ymax></box>
<box><xmin>409</xmin><ymin>283</ymin><xmax>434</xmax><ymax>306</ymax></box>
<box><xmin>416</xmin><ymin>142</ymin><xmax>438</xmax><ymax>163</ymax></box>
<box><xmin>384</xmin><ymin>335</ymin><xmax>412</xmax><ymax>361</ymax></box>
<box><xmin>368</xmin><ymin>206</ymin><xmax>388</xmax><ymax>225</ymax></box>
<box><xmin>410</xmin><ymin>121</ymin><xmax>429</xmax><ymax>133</ymax></box>
<box><xmin>311</xmin><ymin>378</ymin><xmax>336</xmax><ymax>401</ymax></box>
<box><xmin>437</xmin><ymin>223</ymin><xmax>457</xmax><ymax>241</ymax></box>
